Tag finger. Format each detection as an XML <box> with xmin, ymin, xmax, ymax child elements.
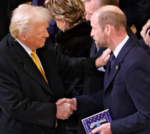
<box><xmin>141</xmin><ymin>20</ymin><xmax>150</xmax><ymax>36</ymax></box>
<box><xmin>144</xmin><ymin>35</ymin><xmax>150</xmax><ymax>45</ymax></box>
<box><xmin>106</xmin><ymin>48</ymin><xmax>111</xmax><ymax>53</ymax></box>
<box><xmin>91</xmin><ymin>126</ymin><xmax>102</xmax><ymax>133</ymax></box>
<box><xmin>71</xmin><ymin>105</ymin><xmax>77</xmax><ymax>111</ymax></box>
<box><xmin>61</xmin><ymin>116</ymin><xmax>66</xmax><ymax>120</ymax></box>
<box><xmin>65</xmin><ymin>99</ymin><xmax>72</xmax><ymax>103</ymax></box>
<box><xmin>104</xmin><ymin>48</ymin><xmax>111</xmax><ymax>54</ymax></box>
<box><xmin>57</xmin><ymin>116</ymin><xmax>64</xmax><ymax>120</ymax></box>
<box><xmin>70</xmin><ymin>110</ymin><xmax>73</xmax><ymax>115</ymax></box>
<box><xmin>56</xmin><ymin>98</ymin><xmax>67</xmax><ymax>105</ymax></box>
<box><xmin>103</xmin><ymin>49</ymin><xmax>111</xmax><ymax>59</ymax></box>
<box><xmin>67</xmin><ymin>110</ymin><xmax>73</xmax><ymax>118</ymax></box>
<box><xmin>66</xmin><ymin>98</ymin><xmax>77</xmax><ymax>110</ymax></box>
<box><xmin>104</xmin><ymin>55</ymin><xmax>110</xmax><ymax>62</ymax></box>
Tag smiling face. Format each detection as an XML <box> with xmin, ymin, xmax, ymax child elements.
<box><xmin>23</xmin><ymin>22</ymin><xmax>49</xmax><ymax>50</ymax></box>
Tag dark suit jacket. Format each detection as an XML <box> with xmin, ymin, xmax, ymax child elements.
<box><xmin>0</xmin><ymin>34</ymin><xmax>97</xmax><ymax>134</ymax></box>
<box><xmin>77</xmin><ymin>25</ymin><xmax>140</xmax><ymax>134</ymax></box>
<box><xmin>77</xmin><ymin>35</ymin><xmax>150</xmax><ymax>134</ymax></box>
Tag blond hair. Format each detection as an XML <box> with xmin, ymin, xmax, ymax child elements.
<box><xmin>10</xmin><ymin>4</ymin><xmax>51</xmax><ymax>39</ymax></box>
<box><xmin>46</xmin><ymin>0</ymin><xmax>85</xmax><ymax>27</ymax></box>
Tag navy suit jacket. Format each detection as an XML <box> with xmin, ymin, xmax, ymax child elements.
<box><xmin>77</xmin><ymin>35</ymin><xmax>150</xmax><ymax>134</ymax></box>
<box><xmin>77</xmin><ymin>25</ymin><xmax>140</xmax><ymax>134</ymax></box>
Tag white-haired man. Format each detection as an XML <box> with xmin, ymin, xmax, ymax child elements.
<box><xmin>0</xmin><ymin>4</ymin><xmax>110</xmax><ymax>134</ymax></box>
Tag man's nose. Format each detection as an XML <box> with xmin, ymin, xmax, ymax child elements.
<box><xmin>44</xmin><ymin>30</ymin><xmax>49</xmax><ymax>38</ymax></box>
<box><xmin>85</xmin><ymin>13</ymin><xmax>91</xmax><ymax>21</ymax></box>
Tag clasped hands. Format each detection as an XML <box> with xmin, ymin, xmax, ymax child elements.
<box><xmin>56</xmin><ymin>98</ymin><xmax>112</xmax><ymax>134</ymax></box>
<box><xmin>56</xmin><ymin>98</ymin><xmax>77</xmax><ymax>120</ymax></box>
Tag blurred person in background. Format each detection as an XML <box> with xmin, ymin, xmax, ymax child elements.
<box><xmin>119</xmin><ymin>0</ymin><xmax>150</xmax><ymax>39</ymax></box>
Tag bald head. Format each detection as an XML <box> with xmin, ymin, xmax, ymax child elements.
<box><xmin>84</xmin><ymin>0</ymin><xmax>119</xmax><ymax>20</ymax></box>
<box><xmin>92</xmin><ymin>5</ymin><xmax>126</xmax><ymax>31</ymax></box>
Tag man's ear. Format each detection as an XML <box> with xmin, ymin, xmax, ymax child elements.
<box><xmin>104</xmin><ymin>24</ymin><xmax>112</xmax><ymax>35</ymax></box>
<box><xmin>19</xmin><ymin>33</ymin><xmax>27</xmax><ymax>41</ymax></box>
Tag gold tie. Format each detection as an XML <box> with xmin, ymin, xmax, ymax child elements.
<box><xmin>31</xmin><ymin>50</ymin><xmax>48</xmax><ymax>83</ymax></box>
<box><xmin>31</xmin><ymin>51</ymin><xmax>57</xmax><ymax>127</ymax></box>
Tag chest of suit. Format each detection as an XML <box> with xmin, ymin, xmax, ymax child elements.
<box><xmin>103</xmin><ymin>59</ymin><xmax>137</xmax><ymax>120</ymax></box>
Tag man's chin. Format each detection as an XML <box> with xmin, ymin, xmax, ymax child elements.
<box><xmin>39</xmin><ymin>42</ymin><xmax>45</xmax><ymax>48</ymax></box>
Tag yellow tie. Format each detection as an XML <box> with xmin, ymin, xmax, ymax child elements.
<box><xmin>31</xmin><ymin>50</ymin><xmax>57</xmax><ymax>127</ymax></box>
<box><xmin>31</xmin><ymin>50</ymin><xmax>48</xmax><ymax>83</ymax></box>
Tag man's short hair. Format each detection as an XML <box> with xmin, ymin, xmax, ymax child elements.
<box><xmin>97</xmin><ymin>10</ymin><xmax>126</xmax><ymax>31</ymax></box>
<box><xmin>10</xmin><ymin>4</ymin><xmax>51</xmax><ymax>39</ymax></box>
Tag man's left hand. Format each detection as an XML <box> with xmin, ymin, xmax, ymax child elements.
<box><xmin>91</xmin><ymin>123</ymin><xmax>112</xmax><ymax>134</ymax></box>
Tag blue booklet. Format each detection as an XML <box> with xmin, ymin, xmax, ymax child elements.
<box><xmin>82</xmin><ymin>109</ymin><xmax>112</xmax><ymax>134</ymax></box>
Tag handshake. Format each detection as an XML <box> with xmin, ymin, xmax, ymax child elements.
<box><xmin>56</xmin><ymin>98</ymin><xmax>77</xmax><ymax>120</ymax></box>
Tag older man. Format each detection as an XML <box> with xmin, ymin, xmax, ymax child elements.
<box><xmin>57</xmin><ymin>5</ymin><xmax>150</xmax><ymax>134</ymax></box>
<box><xmin>0</xmin><ymin>4</ymin><xmax>109</xmax><ymax>134</ymax></box>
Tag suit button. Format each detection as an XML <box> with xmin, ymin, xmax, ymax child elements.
<box><xmin>39</xmin><ymin>119</ymin><xmax>41</xmax><ymax>123</ymax></box>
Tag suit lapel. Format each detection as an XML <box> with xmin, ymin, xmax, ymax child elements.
<box><xmin>104</xmin><ymin>37</ymin><xmax>134</xmax><ymax>91</ymax></box>
<box><xmin>9</xmin><ymin>35</ymin><xmax>53</xmax><ymax>95</ymax></box>
<box><xmin>37</xmin><ymin>41</ymin><xmax>65</xmax><ymax>99</ymax></box>
<box><xmin>104</xmin><ymin>59</ymin><xmax>120</xmax><ymax>90</ymax></box>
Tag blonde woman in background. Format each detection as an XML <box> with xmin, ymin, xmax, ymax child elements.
<box><xmin>46</xmin><ymin>0</ymin><xmax>93</xmax><ymax>134</ymax></box>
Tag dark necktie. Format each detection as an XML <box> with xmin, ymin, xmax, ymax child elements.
<box><xmin>109</xmin><ymin>52</ymin><xmax>115</xmax><ymax>69</ymax></box>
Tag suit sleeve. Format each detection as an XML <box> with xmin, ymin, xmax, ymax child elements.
<box><xmin>76</xmin><ymin>90</ymin><xmax>104</xmax><ymax>115</ymax></box>
<box><xmin>55</xmin><ymin>49</ymin><xmax>98</xmax><ymax>78</ymax></box>
<box><xmin>111</xmin><ymin>60</ymin><xmax>150</xmax><ymax>134</ymax></box>
<box><xmin>0</xmin><ymin>61</ymin><xmax>56</xmax><ymax>128</ymax></box>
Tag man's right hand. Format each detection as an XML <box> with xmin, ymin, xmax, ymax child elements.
<box><xmin>56</xmin><ymin>102</ymin><xmax>73</xmax><ymax>120</ymax></box>
<box><xmin>56</xmin><ymin>98</ymin><xmax>77</xmax><ymax>120</ymax></box>
<box><xmin>56</xmin><ymin>98</ymin><xmax>77</xmax><ymax>111</ymax></box>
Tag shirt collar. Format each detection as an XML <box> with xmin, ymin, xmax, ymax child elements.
<box><xmin>16</xmin><ymin>39</ymin><xmax>33</xmax><ymax>56</ymax></box>
<box><xmin>113</xmin><ymin>35</ymin><xmax>129</xmax><ymax>58</ymax></box>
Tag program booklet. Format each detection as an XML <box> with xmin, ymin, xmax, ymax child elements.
<box><xmin>82</xmin><ymin>109</ymin><xmax>112</xmax><ymax>134</ymax></box>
